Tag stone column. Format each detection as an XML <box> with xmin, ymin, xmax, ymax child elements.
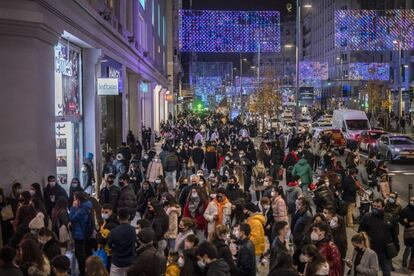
<box><xmin>128</xmin><ymin>73</ymin><xmax>141</xmax><ymax>140</ymax></box>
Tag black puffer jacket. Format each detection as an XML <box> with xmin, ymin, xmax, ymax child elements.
<box><xmin>212</xmin><ymin>239</ymin><xmax>237</xmax><ymax>275</ymax></box>
<box><xmin>99</xmin><ymin>185</ymin><xmax>120</xmax><ymax>209</ymax></box>
<box><xmin>313</xmin><ymin>184</ymin><xmax>336</xmax><ymax>213</ymax></box>
<box><xmin>116</xmin><ymin>185</ymin><xmax>137</xmax><ymax>219</ymax></box>
<box><xmin>207</xmin><ymin>259</ymin><xmax>230</xmax><ymax>276</ymax></box>
<box><xmin>270</xmin><ymin>147</ymin><xmax>284</xmax><ymax>165</ymax></box>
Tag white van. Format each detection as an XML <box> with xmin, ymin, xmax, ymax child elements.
<box><xmin>332</xmin><ymin>109</ymin><xmax>371</xmax><ymax>143</ymax></box>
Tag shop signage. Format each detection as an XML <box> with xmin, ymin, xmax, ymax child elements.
<box><xmin>97</xmin><ymin>78</ymin><xmax>119</xmax><ymax>95</ymax></box>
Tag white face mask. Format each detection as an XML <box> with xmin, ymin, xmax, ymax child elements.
<box><xmin>197</xmin><ymin>259</ymin><xmax>206</xmax><ymax>269</ymax></box>
<box><xmin>101</xmin><ymin>213</ymin><xmax>109</xmax><ymax>220</ymax></box>
<box><xmin>29</xmin><ymin>189</ymin><xmax>36</xmax><ymax>196</ymax></box>
<box><xmin>271</xmin><ymin>191</ymin><xmax>276</xmax><ymax>197</ymax></box>
<box><xmin>178</xmin><ymin>257</ymin><xmax>185</xmax><ymax>268</ymax></box>
<box><xmin>233</xmin><ymin>229</ymin><xmax>240</xmax><ymax>239</ymax></box>
<box><xmin>330</xmin><ymin>217</ymin><xmax>338</xmax><ymax>229</ymax></box>
<box><xmin>310</xmin><ymin>231</ymin><xmax>320</xmax><ymax>241</ymax></box>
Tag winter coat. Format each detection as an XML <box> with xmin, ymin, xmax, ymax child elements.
<box><xmin>316</xmin><ymin>239</ymin><xmax>342</xmax><ymax>276</ymax></box>
<box><xmin>164</xmin><ymin>206</ymin><xmax>181</xmax><ymax>239</ymax></box>
<box><xmin>291</xmin><ymin>209</ymin><xmax>312</xmax><ymax>246</ymax></box>
<box><xmin>271</xmin><ymin>147</ymin><xmax>285</xmax><ymax>165</ymax></box>
<box><xmin>116</xmin><ymin>184</ymin><xmax>137</xmax><ymax>219</ymax></box>
<box><xmin>235</xmin><ymin>238</ymin><xmax>256</xmax><ymax>276</ymax></box>
<box><xmin>348</xmin><ymin>248</ymin><xmax>379</xmax><ymax>276</ymax></box>
<box><xmin>212</xmin><ymin>239</ymin><xmax>237</xmax><ymax>275</ymax></box>
<box><xmin>205</xmin><ymin>151</ymin><xmax>218</xmax><ymax>171</ymax></box>
<box><xmin>206</xmin><ymin>259</ymin><xmax>230</xmax><ymax>276</ymax></box>
<box><xmin>225</xmin><ymin>184</ymin><xmax>244</xmax><ymax>203</ymax></box>
<box><xmin>358</xmin><ymin>212</ymin><xmax>396</xmax><ymax>255</ymax></box>
<box><xmin>331</xmin><ymin>215</ymin><xmax>348</xmax><ymax>259</ymax></box>
<box><xmin>43</xmin><ymin>184</ymin><xmax>68</xmax><ymax>214</ymax></box>
<box><xmin>137</xmin><ymin>187</ymin><xmax>155</xmax><ymax>215</ymax></box>
<box><xmin>268</xmin><ymin>267</ymin><xmax>299</xmax><ymax>276</ymax></box>
<box><xmin>399</xmin><ymin>205</ymin><xmax>414</xmax><ymax>246</ymax></box>
<box><xmin>127</xmin><ymin>245</ymin><xmax>161</xmax><ymax>276</ymax></box>
<box><xmin>69</xmin><ymin>200</ymin><xmax>93</xmax><ymax>240</ymax></box>
<box><xmin>109</xmin><ymin>223</ymin><xmax>137</xmax><ymax>268</ymax></box>
<box><xmin>269</xmin><ymin>237</ymin><xmax>288</xmax><ymax>271</ymax></box>
<box><xmin>0</xmin><ymin>266</ymin><xmax>23</xmax><ymax>276</ymax></box>
<box><xmin>271</xmin><ymin>196</ymin><xmax>289</xmax><ymax>222</ymax></box>
<box><xmin>252</xmin><ymin>164</ymin><xmax>267</xmax><ymax>191</ymax></box>
<box><xmin>146</xmin><ymin>159</ymin><xmax>163</xmax><ymax>182</ymax></box>
<box><xmin>246</xmin><ymin>213</ymin><xmax>266</xmax><ymax>255</ymax></box>
<box><xmin>164</xmin><ymin>152</ymin><xmax>180</xmax><ymax>172</ymax></box>
<box><xmin>192</xmin><ymin>147</ymin><xmax>205</xmax><ymax>165</ymax></box>
<box><xmin>285</xmin><ymin>184</ymin><xmax>302</xmax><ymax>214</ymax></box>
<box><xmin>183</xmin><ymin>202</ymin><xmax>208</xmax><ymax>231</ymax></box>
<box><xmin>42</xmin><ymin>239</ymin><xmax>61</xmax><ymax>262</ymax></box>
<box><xmin>313</xmin><ymin>184</ymin><xmax>336</xmax><ymax>213</ymax></box>
<box><xmin>203</xmin><ymin>199</ymin><xmax>232</xmax><ymax>234</ymax></box>
<box><xmin>69</xmin><ymin>185</ymin><xmax>84</xmax><ymax>206</ymax></box>
<box><xmin>233</xmin><ymin>166</ymin><xmax>246</xmax><ymax>190</ymax></box>
<box><xmin>292</xmin><ymin>159</ymin><xmax>313</xmax><ymax>185</ymax></box>
<box><xmin>342</xmin><ymin>175</ymin><xmax>357</xmax><ymax>203</ymax></box>
<box><xmin>20</xmin><ymin>256</ymin><xmax>51</xmax><ymax>276</ymax></box>
<box><xmin>99</xmin><ymin>185</ymin><xmax>120</xmax><ymax>209</ymax></box>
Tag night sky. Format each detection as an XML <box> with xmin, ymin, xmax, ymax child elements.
<box><xmin>189</xmin><ymin>0</ymin><xmax>294</xmax><ymax>73</ymax></box>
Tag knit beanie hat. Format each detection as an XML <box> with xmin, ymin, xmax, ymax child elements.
<box><xmin>138</xmin><ymin>227</ymin><xmax>156</xmax><ymax>244</ymax></box>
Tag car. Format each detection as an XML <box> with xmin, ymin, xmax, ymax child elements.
<box><xmin>332</xmin><ymin>109</ymin><xmax>371</xmax><ymax>145</ymax></box>
<box><xmin>359</xmin><ymin>130</ymin><xmax>387</xmax><ymax>153</ymax></box>
<box><xmin>311</xmin><ymin>121</ymin><xmax>333</xmax><ymax>134</ymax></box>
<box><xmin>377</xmin><ymin>134</ymin><xmax>414</xmax><ymax>163</ymax></box>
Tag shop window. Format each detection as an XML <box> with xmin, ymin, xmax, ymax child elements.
<box><xmin>54</xmin><ymin>42</ymin><xmax>83</xmax><ymax>188</ymax></box>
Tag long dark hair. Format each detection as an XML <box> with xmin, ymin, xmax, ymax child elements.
<box><xmin>19</xmin><ymin>239</ymin><xmax>45</xmax><ymax>268</ymax></box>
<box><xmin>149</xmin><ymin>199</ymin><xmax>167</xmax><ymax>217</ymax></box>
<box><xmin>302</xmin><ymin>244</ymin><xmax>327</xmax><ymax>276</ymax></box>
<box><xmin>51</xmin><ymin>197</ymin><xmax>68</xmax><ymax>226</ymax></box>
<box><xmin>30</xmin><ymin>183</ymin><xmax>43</xmax><ymax>199</ymax></box>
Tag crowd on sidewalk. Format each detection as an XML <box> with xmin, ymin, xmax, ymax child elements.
<box><xmin>0</xmin><ymin>111</ymin><xmax>413</xmax><ymax>276</ymax></box>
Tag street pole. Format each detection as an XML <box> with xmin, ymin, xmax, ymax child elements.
<box><xmin>240</xmin><ymin>53</ymin><xmax>243</xmax><ymax>112</ymax></box>
<box><xmin>295</xmin><ymin>0</ymin><xmax>301</xmax><ymax>128</ymax></box>
<box><xmin>398</xmin><ymin>40</ymin><xmax>403</xmax><ymax>118</ymax></box>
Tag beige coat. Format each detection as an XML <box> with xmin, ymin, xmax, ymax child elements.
<box><xmin>146</xmin><ymin>159</ymin><xmax>163</xmax><ymax>182</ymax></box>
<box><xmin>203</xmin><ymin>200</ymin><xmax>232</xmax><ymax>234</ymax></box>
<box><xmin>164</xmin><ymin>205</ymin><xmax>181</xmax><ymax>239</ymax></box>
<box><xmin>348</xmin><ymin>248</ymin><xmax>379</xmax><ymax>276</ymax></box>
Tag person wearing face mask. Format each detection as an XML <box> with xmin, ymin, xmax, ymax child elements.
<box><xmin>252</xmin><ymin>159</ymin><xmax>267</xmax><ymax>201</ymax></box>
<box><xmin>399</xmin><ymin>196</ymin><xmax>414</xmax><ymax>268</ymax></box>
<box><xmin>38</xmin><ymin>227</ymin><xmax>61</xmax><ymax>262</ymax></box>
<box><xmin>323</xmin><ymin>207</ymin><xmax>347</xmax><ymax>263</ymax></box>
<box><xmin>115</xmin><ymin>174</ymin><xmax>137</xmax><ymax>221</ymax></box>
<box><xmin>29</xmin><ymin>182</ymin><xmax>43</xmax><ymax>201</ymax></box>
<box><xmin>345</xmin><ymin>232</ymin><xmax>379</xmax><ymax>276</ymax></box>
<box><xmin>203</xmin><ymin>188</ymin><xmax>232</xmax><ymax>237</ymax></box>
<box><xmin>270</xmin><ymin>186</ymin><xmax>289</xmax><ymax>224</ymax></box>
<box><xmin>244</xmin><ymin>202</ymin><xmax>266</xmax><ymax>266</ymax></box>
<box><xmin>359</xmin><ymin>198</ymin><xmax>398</xmax><ymax>276</ymax></box>
<box><xmin>146</xmin><ymin>153</ymin><xmax>164</xmax><ymax>183</ymax></box>
<box><xmin>225</xmin><ymin>176</ymin><xmax>244</xmax><ymax>204</ymax></box>
<box><xmin>183</xmin><ymin>187</ymin><xmax>208</xmax><ymax>242</ymax></box>
<box><xmin>9</xmin><ymin>182</ymin><xmax>23</xmax><ymax>215</ymax></box>
<box><xmin>164</xmin><ymin>193</ymin><xmax>182</xmax><ymax>252</ymax></box>
<box><xmin>310</xmin><ymin>222</ymin><xmax>342</xmax><ymax>276</ymax></box>
<box><xmin>204</xmin><ymin>145</ymin><xmax>218</xmax><ymax>173</ymax></box>
<box><xmin>96</xmin><ymin>203</ymin><xmax>119</xmax><ymax>269</ymax></box>
<box><xmin>300</xmin><ymin>244</ymin><xmax>330</xmax><ymax>276</ymax></box>
<box><xmin>99</xmin><ymin>173</ymin><xmax>120</xmax><ymax>209</ymax></box>
<box><xmin>292</xmin><ymin>155</ymin><xmax>313</xmax><ymax>194</ymax></box>
<box><xmin>219</xmin><ymin>154</ymin><xmax>232</xmax><ymax>178</ymax></box>
<box><xmin>291</xmin><ymin>197</ymin><xmax>312</xmax><ymax>265</ymax></box>
<box><xmin>43</xmin><ymin>175</ymin><xmax>68</xmax><ymax>215</ymax></box>
<box><xmin>285</xmin><ymin>176</ymin><xmax>303</xmax><ymax>215</ymax></box>
<box><xmin>210</xmin><ymin>225</ymin><xmax>237</xmax><ymax>275</ymax></box>
<box><xmin>232</xmin><ymin>223</ymin><xmax>256</xmax><ymax>276</ymax></box>
<box><xmin>192</xmin><ymin>142</ymin><xmax>205</xmax><ymax>173</ymax></box>
<box><xmin>163</xmin><ymin>148</ymin><xmax>180</xmax><ymax>190</ymax></box>
<box><xmin>195</xmin><ymin>241</ymin><xmax>230</xmax><ymax>276</ymax></box>
<box><xmin>69</xmin><ymin>178</ymin><xmax>84</xmax><ymax>206</ymax></box>
<box><xmin>342</xmin><ymin>168</ymin><xmax>359</xmax><ymax>227</ymax></box>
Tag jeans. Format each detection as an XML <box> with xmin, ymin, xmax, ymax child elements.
<box><xmin>165</xmin><ymin>171</ymin><xmax>177</xmax><ymax>190</ymax></box>
<box><xmin>403</xmin><ymin>246</ymin><xmax>412</xmax><ymax>266</ymax></box>
<box><xmin>377</xmin><ymin>253</ymin><xmax>392</xmax><ymax>276</ymax></box>
<box><xmin>110</xmin><ymin>263</ymin><xmax>130</xmax><ymax>276</ymax></box>
<box><xmin>74</xmin><ymin>239</ymin><xmax>86</xmax><ymax>276</ymax></box>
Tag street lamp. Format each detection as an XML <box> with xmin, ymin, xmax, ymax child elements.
<box><xmin>295</xmin><ymin>0</ymin><xmax>312</xmax><ymax>128</ymax></box>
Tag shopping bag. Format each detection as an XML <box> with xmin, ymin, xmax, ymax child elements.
<box><xmin>93</xmin><ymin>248</ymin><xmax>108</xmax><ymax>267</ymax></box>
<box><xmin>0</xmin><ymin>205</ymin><xmax>14</xmax><ymax>221</ymax></box>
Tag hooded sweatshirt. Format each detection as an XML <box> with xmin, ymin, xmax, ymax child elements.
<box><xmin>247</xmin><ymin>213</ymin><xmax>266</xmax><ymax>255</ymax></box>
<box><xmin>292</xmin><ymin>159</ymin><xmax>313</xmax><ymax>185</ymax></box>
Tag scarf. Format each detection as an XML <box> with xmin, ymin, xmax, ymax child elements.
<box><xmin>188</xmin><ymin>196</ymin><xmax>201</xmax><ymax>217</ymax></box>
<box><xmin>214</xmin><ymin>197</ymin><xmax>230</xmax><ymax>226</ymax></box>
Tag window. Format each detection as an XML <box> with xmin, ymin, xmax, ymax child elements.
<box><xmin>139</xmin><ymin>0</ymin><xmax>145</xmax><ymax>9</ymax></box>
<box><xmin>158</xmin><ymin>4</ymin><xmax>161</xmax><ymax>37</ymax></box>
<box><xmin>138</xmin><ymin>13</ymin><xmax>147</xmax><ymax>50</ymax></box>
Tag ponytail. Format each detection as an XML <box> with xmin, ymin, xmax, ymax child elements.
<box><xmin>351</xmin><ymin>232</ymin><xmax>370</xmax><ymax>249</ymax></box>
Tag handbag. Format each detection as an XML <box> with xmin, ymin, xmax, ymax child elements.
<box><xmin>404</xmin><ymin>226</ymin><xmax>414</xmax><ymax>240</ymax></box>
<box><xmin>1</xmin><ymin>205</ymin><xmax>14</xmax><ymax>221</ymax></box>
<box><xmin>385</xmin><ymin>242</ymin><xmax>398</xmax><ymax>259</ymax></box>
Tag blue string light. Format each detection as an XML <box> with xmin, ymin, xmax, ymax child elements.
<box><xmin>348</xmin><ymin>63</ymin><xmax>390</xmax><ymax>81</ymax></box>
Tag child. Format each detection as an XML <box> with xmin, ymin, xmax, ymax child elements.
<box><xmin>166</xmin><ymin>251</ymin><xmax>180</xmax><ymax>276</ymax></box>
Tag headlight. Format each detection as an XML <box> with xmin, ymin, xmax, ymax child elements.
<box><xmin>394</xmin><ymin>148</ymin><xmax>401</xmax><ymax>152</ymax></box>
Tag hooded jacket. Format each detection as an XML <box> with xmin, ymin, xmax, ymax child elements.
<box><xmin>292</xmin><ymin>159</ymin><xmax>313</xmax><ymax>185</ymax></box>
<box><xmin>99</xmin><ymin>184</ymin><xmax>120</xmax><ymax>208</ymax></box>
<box><xmin>164</xmin><ymin>205</ymin><xmax>181</xmax><ymax>239</ymax></box>
<box><xmin>116</xmin><ymin>184</ymin><xmax>137</xmax><ymax>219</ymax></box>
<box><xmin>285</xmin><ymin>183</ymin><xmax>302</xmax><ymax>214</ymax></box>
<box><xmin>69</xmin><ymin>200</ymin><xmax>93</xmax><ymax>240</ymax></box>
<box><xmin>203</xmin><ymin>198</ymin><xmax>232</xmax><ymax>234</ymax></box>
<box><xmin>246</xmin><ymin>213</ymin><xmax>266</xmax><ymax>255</ymax></box>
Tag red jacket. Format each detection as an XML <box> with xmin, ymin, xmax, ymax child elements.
<box><xmin>317</xmin><ymin>240</ymin><xmax>342</xmax><ymax>276</ymax></box>
<box><xmin>183</xmin><ymin>202</ymin><xmax>208</xmax><ymax>230</ymax></box>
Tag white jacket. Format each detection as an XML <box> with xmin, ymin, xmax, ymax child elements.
<box><xmin>203</xmin><ymin>199</ymin><xmax>232</xmax><ymax>234</ymax></box>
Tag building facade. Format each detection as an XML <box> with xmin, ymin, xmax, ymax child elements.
<box><xmin>0</xmin><ymin>0</ymin><xmax>173</xmax><ymax>191</ymax></box>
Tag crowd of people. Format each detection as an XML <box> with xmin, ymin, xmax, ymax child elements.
<box><xmin>0</xmin><ymin>111</ymin><xmax>412</xmax><ymax>276</ymax></box>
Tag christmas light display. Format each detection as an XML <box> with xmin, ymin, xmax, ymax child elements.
<box><xmin>335</xmin><ymin>10</ymin><xmax>414</xmax><ymax>51</ymax></box>
<box><xmin>299</xmin><ymin>62</ymin><xmax>328</xmax><ymax>81</ymax></box>
<box><xmin>194</xmin><ymin>76</ymin><xmax>223</xmax><ymax>103</ymax></box>
<box><xmin>348</xmin><ymin>63</ymin><xmax>390</xmax><ymax>81</ymax></box>
<box><xmin>179</xmin><ymin>10</ymin><xmax>280</xmax><ymax>52</ymax></box>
